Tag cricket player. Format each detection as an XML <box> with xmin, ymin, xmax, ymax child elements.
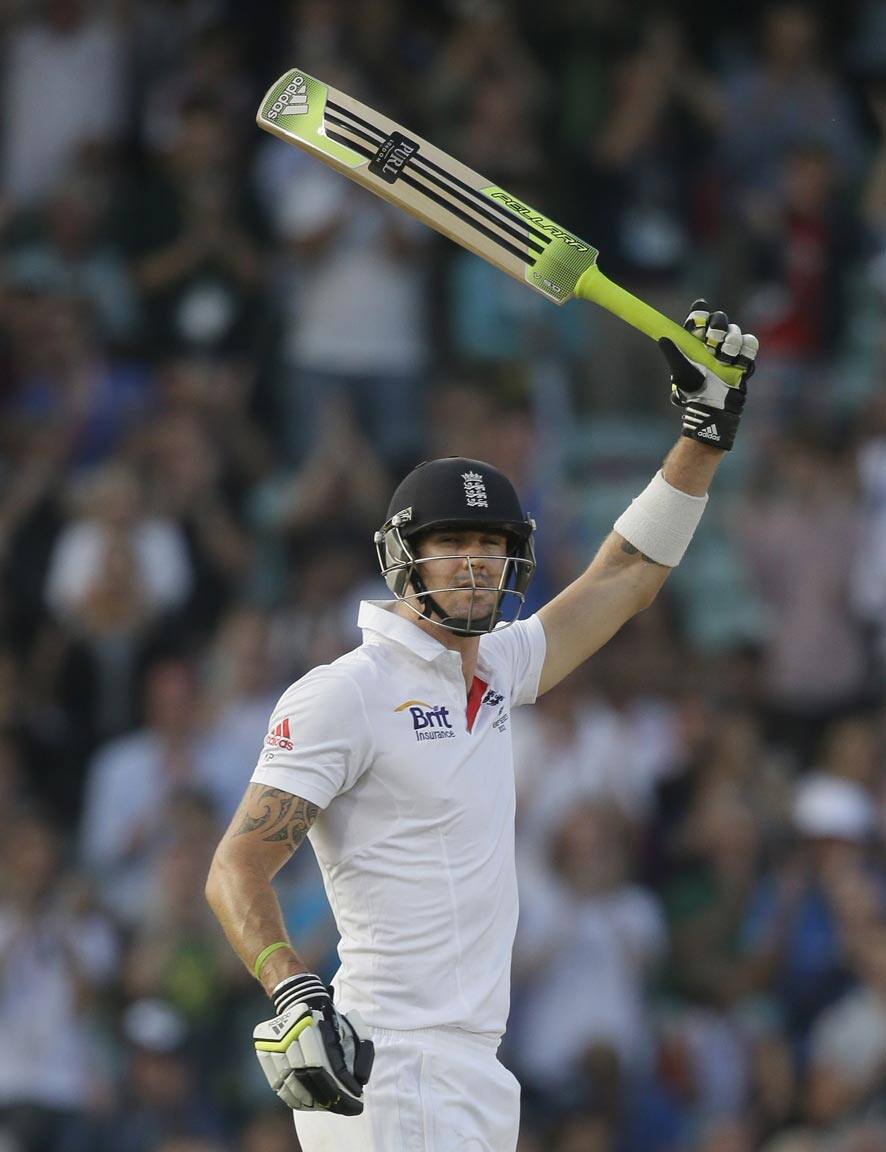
<box><xmin>205</xmin><ymin>303</ymin><xmax>758</xmax><ymax>1151</ymax></box>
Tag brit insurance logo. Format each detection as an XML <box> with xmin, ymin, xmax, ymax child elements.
<box><xmin>394</xmin><ymin>699</ymin><xmax>455</xmax><ymax>742</ymax></box>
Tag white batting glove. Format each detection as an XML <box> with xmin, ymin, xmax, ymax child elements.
<box><xmin>253</xmin><ymin>973</ymin><xmax>374</xmax><ymax>1116</ymax></box>
<box><xmin>659</xmin><ymin>300</ymin><xmax>759</xmax><ymax>451</ymax></box>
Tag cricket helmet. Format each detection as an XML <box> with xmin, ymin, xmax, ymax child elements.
<box><xmin>374</xmin><ymin>457</ymin><xmax>536</xmax><ymax>636</ymax></box>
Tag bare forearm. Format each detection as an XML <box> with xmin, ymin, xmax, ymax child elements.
<box><xmin>206</xmin><ymin>785</ymin><xmax>320</xmax><ymax>996</ymax></box>
<box><xmin>206</xmin><ymin>855</ymin><xmax>308</xmax><ymax>994</ymax></box>
<box><xmin>661</xmin><ymin>437</ymin><xmax>724</xmax><ymax>495</ymax></box>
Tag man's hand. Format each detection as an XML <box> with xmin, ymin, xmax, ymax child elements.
<box><xmin>658</xmin><ymin>301</ymin><xmax>759</xmax><ymax>451</ymax></box>
<box><xmin>253</xmin><ymin>972</ymin><xmax>375</xmax><ymax>1115</ymax></box>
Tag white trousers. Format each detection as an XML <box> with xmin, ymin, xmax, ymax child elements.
<box><xmin>294</xmin><ymin>1025</ymin><xmax>521</xmax><ymax>1152</ymax></box>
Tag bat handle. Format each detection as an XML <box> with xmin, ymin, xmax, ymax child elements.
<box><xmin>575</xmin><ymin>267</ymin><xmax>743</xmax><ymax>388</ymax></box>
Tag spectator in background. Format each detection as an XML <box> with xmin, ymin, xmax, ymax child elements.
<box><xmin>152</xmin><ymin>355</ymin><xmax>272</xmax><ymax>501</ymax></box>
<box><xmin>78</xmin><ymin>657</ymin><xmax>235</xmax><ymax>922</ymax></box>
<box><xmin>439</xmin><ymin>46</ymin><xmax>585</xmax><ymax>370</ymax></box>
<box><xmin>0</xmin><ymin>644</ymin><xmax>84</xmax><ymax>823</ymax></box>
<box><xmin>1</xmin><ymin>292</ymin><xmax>151</xmax><ymax>474</ymax></box>
<box><xmin>736</xmin><ymin>142</ymin><xmax>864</xmax><ymax>431</ymax></box>
<box><xmin>129</xmin><ymin>0</ymin><xmax>228</xmax><ymax>111</ymax></box>
<box><xmin>425</xmin><ymin>0</ymin><xmax>548</xmax><ymax>157</ymax></box>
<box><xmin>510</xmin><ymin>800</ymin><xmax>667</xmax><ymax>1109</ymax></box>
<box><xmin>248</xmin><ymin>394</ymin><xmax>388</xmax><ymax>611</ymax></box>
<box><xmin>743</xmin><ymin>773</ymin><xmax>882</xmax><ymax>1042</ymax></box>
<box><xmin>3</xmin><ymin>166</ymin><xmax>141</xmax><ymax>348</ymax></box>
<box><xmin>138</xmin><ymin>407</ymin><xmax>252</xmax><ymax>635</ymax></box>
<box><xmin>120</xmin><ymin>792</ymin><xmax>240</xmax><ymax>1031</ymax></box>
<box><xmin>663</xmin><ymin>789</ymin><xmax>767</xmax><ymax>1010</ymax></box>
<box><xmin>98</xmin><ymin>999</ymin><xmax>226</xmax><ymax>1152</ymax></box>
<box><xmin>269</xmin><ymin>0</ymin><xmax>350</xmax><ymax>85</ymax></box>
<box><xmin>804</xmin><ymin>922</ymin><xmax>886</xmax><ymax>1128</ymax></box>
<box><xmin>248</xmin><ymin>396</ymin><xmax>389</xmax><ymax>546</ymax></box>
<box><xmin>200</xmin><ymin>606</ymin><xmax>288</xmax><ymax>813</ymax></box>
<box><xmin>141</xmin><ymin>23</ymin><xmax>254</xmax><ymax>156</ymax></box>
<box><xmin>50</xmin><ymin>523</ymin><xmax>158</xmax><ymax>759</ymax></box>
<box><xmin>265</xmin><ymin>535</ymin><xmax>375</xmax><ymax>683</ymax></box>
<box><xmin>0</xmin><ymin>807</ymin><xmax>117</xmax><ymax>1152</ymax></box>
<box><xmin>512</xmin><ymin>667</ymin><xmax>680</xmax><ymax>840</ymax></box>
<box><xmin>45</xmin><ymin>462</ymin><xmax>192</xmax><ymax>625</ymax></box>
<box><xmin>718</xmin><ymin>3</ymin><xmax>863</xmax><ymax>201</ymax></box>
<box><xmin>816</xmin><ymin>714</ymin><xmax>880</xmax><ymax>796</ymax></box>
<box><xmin>0</xmin><ymin>0</ymin><xmax>127</xmax><ymax>206</ymax></box>
<box><xmin>202</xmin><ymin>605</ymin><xmax>281</xmax><ymax>739</ymax></box>
<box><xmin>254</xmin><ymin>68</ymin><xmax>429</xmax><ymax>470</ymax></box>
<box><xmin>744</xmin><ymin>1009</ymin><xmax>801</xmax><ymax>1143</ymax></box>
<box><xmin>0</xmin><ymin>384</ymin><xmax>68</xmax><ymax>630</ymax></box>
<box><xmin>740</xmin><ymin>430</ymin><xmax>868</xmax><ymax>763</ymax></box>
<box><xmin>564</xmin><ymin>13</ymin><xmax>721</xmax><ymax>411</ymax></box>
<box><xmin>131</xmin><ymin>96</ymin><xmax>265</xmax><ymax>357</ymax></box>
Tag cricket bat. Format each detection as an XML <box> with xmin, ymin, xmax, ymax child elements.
<box><xmin>257</xmin><ymin>68</ymin><xmax>741</xmax><ymax>386</ymax></box>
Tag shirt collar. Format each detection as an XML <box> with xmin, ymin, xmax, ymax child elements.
<box><xmin>356</xmin><ymin>600</ymin><xmax>497</xmax><ymax>680</ymax></box>
<box><xmin>357</xmin><ymin>600</ymin><xmax>453</xmax><ymax>663</ymax></box>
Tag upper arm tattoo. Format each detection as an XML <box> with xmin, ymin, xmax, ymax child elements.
<box><xmin>619</xmin><ymin>540</ymin><xmax>666</xmax><ymax>567</ymax></box>
<box><xmin>233</xmin><ymin>785</ymin><xmax>319</xmax><ymax>854</ymax></box>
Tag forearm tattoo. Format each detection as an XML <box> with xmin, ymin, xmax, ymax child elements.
<box><xmin>620</xmin><ymin>540</ymin><xmax>666</xmax><ymax>567</ymax></box>
<box><xmin>235</xmin><ymin>786</ymin><xmax>319</xmax><ymax>853</ymax></box>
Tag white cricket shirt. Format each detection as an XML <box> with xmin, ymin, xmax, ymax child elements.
<box><xmin>251</xmin><ymin>600</ymin><xmax>546</xmax><ymax>1038</ymax></box>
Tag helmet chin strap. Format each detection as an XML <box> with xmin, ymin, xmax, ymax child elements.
<box><xmin>408</xmin><ymin>568</ymin><xmax>496</xmax><ymax>637</ymax></box>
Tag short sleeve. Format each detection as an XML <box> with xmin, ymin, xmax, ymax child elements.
<box><xmin>478</xmin><ymin>614</ymin><xmax>547</xmax><ymax>707</ymax></box>
<box><xmin>250</xmin><ymin>666</ymin><xmax>372</xmax><ymax>809</ymax></box>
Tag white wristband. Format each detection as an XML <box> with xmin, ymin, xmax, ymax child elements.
<box><xmin>613</xmin><ymin>470</ymin><xmax>708</xmax><ymax>567</ymax></box>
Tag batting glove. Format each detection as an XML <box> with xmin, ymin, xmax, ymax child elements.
<box><xmin>253</xmin><ymin>972</ymin><xmax>374</xmax><ymax>1116</ymax></box>
<box><xmin>659</xmin><ymin>300</ymin><xmax>759</xmax><ymax>451</ymax></box>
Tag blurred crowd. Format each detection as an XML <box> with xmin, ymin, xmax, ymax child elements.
<box><xmin>0</xmin><ymin>1</ymin><xmax>885</xmax><ymax>1150</ymax></box>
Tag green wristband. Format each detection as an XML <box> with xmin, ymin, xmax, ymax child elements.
<box><xmin>253</xmin><ymin>940</ymin><xmax>292</xmax><ymax>980</ymax></box>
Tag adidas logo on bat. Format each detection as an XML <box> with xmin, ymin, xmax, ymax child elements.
<box><xmin>267</xmin><ymin>76</ymin><xmax>309</xmax><ymax>120</ymax></box>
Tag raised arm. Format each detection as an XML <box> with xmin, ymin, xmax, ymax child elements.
<box><xmin>537</xmin><ymin>439</ymin><xmax>721</xmax><ymax>694</ymax></box>
<box><xmin>537</xmin><ymin>302</ymin><xmax>758</xmax><ymax>695</ymax></box>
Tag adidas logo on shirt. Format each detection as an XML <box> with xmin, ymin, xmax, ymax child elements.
<box><xmin>265</xmin><ymin>718</ymin><xmax>294</xmax><ymax>750</ymax></box>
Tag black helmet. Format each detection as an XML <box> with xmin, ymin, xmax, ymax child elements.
<box><xmin>374</xmin><ymin>457</ymin><xmax>536</xmax><ymax>636</ymax></box>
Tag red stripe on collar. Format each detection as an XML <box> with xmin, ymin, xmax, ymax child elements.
<box><xmin>466</xmin><ymin>677</ymin><xmax>489</xmax><ymax>733</ymax></box>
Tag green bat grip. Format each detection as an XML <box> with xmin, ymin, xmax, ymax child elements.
<box><xmin>574</xmin><ymin>266</ymin><xmax>742</xmax><ymax>388</ymax></box>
